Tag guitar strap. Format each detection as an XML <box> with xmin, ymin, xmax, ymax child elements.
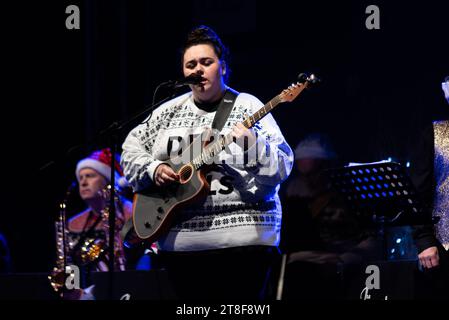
<box><xmin>211</xmin><ymin>88</ymin><xmax>239</xmax><ymax>132</ymax></box>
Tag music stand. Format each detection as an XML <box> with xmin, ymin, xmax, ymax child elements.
<box><xmin>327</xmin><ymin>161</ymin><xmax>428</xmax><ymax>259</ymax></box>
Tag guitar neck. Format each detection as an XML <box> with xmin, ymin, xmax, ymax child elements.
<box><xmin>190</xmin><ymin>95</ymin><xmax>278</xmax><ymax>170</ymax></box>
<box><xmin>189</xmin><ymin>80</ymin><xmax>310</xmax><ymax>170</ymax></box>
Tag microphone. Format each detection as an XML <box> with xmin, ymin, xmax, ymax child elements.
<box><xmin>164</xmin><ymin>73</ymin><xmax>205</xmax><ymax>88</ymax></box>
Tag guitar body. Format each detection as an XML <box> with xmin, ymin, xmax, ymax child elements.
<box><xmin>131</xmin><ymin>157</ymin><xmax>210</xmax><ymax>244</ymax></box>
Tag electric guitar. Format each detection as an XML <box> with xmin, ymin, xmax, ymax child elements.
<box><xmin>125</xmin><ymin>73</ymin><xmax>319</xmax><ymax>245</ymax></box>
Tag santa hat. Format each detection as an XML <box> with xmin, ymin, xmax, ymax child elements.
<box><xmin>75</xmin><ymin>149</ymin><xmax>129</xmax><ymax>188</ymax></box>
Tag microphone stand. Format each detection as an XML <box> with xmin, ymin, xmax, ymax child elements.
<box><xmin>102</xmin><ymin>88</ymin><xmax>181</xmax><ymax>300</ymax></box>
<box><xmin>104</xmin><ymin>79</ymin><xmax>201</xmax><ymax>296</ymax></box>
<box><xmin>41</xmin><ymin>83</ymin><xmax>184</xmax><ymax>300</ymax></box>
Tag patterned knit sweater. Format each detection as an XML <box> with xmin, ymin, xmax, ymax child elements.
<box><xmin>121</xmin><ymin>89</ymin><xmax>294</xmax><ymax>251</ymax></box>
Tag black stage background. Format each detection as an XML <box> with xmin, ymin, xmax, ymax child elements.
<box><xmin>1</xmin><ymin>0</ymin><xmax>448</xmax><ymax>273</ymax></box>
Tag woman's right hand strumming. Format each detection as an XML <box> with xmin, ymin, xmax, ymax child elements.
<box><xmin>154</xmin><ymin>164</ymin><xmax>180</xmax><ymax>187</ymax></box>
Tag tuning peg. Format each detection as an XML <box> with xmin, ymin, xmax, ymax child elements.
<box><xmin>309</xmin><ymin>74</ymin><xmax>321</xmax><ymax>84</ymax></box>
<box><xmin>297</xmin><ymin>73</ymin><xmax>308</xmax><ymax>83</ymax></box>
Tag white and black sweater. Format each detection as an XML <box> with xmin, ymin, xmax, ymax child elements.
<box><xmin>121</xmin><ymin>89</ymin><xmax>294</xmax><ymax>251</ymax></box>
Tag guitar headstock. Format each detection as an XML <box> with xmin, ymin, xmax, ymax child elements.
<box><xmin>298</xmin><ymin>73</ymin><xmax>320</xmax><ymax>85</ymax></box>
<box><xmin>279</xmin><ymin>73</ymin><xmax>320</xmax><ymax>103</ymax></box>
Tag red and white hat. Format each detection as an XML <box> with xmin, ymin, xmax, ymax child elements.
<box><xmin>75</xmin><ymin>149</ymin><xmax>128</xmax><ymax>187</ymax></box>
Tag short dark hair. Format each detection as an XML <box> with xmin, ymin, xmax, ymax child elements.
<box><xmin>181</xmin><ymin>25</ymin><xmax>230</xmax><ymax>83</ymax></box>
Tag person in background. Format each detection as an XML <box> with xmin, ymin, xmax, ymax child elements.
<box><xmin>50</xmin><ymin>149</ymin><xmax>136</xmax><ymax>299</ymax></box>
<box><xmin>280</xmin><ymin>133</ymin><xmax>380</xmax><ymax>299</ymax></box>
<box><xmin>411</xmin><ymin>76</ymin><xmax>449</xmax><ymax>299</ymax></box>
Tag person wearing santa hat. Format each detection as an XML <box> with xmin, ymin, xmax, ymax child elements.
<box><xmin>61</xmin><ymin>149</ymin><xmax>134</xmax><ymax>299</ymax></box>
<box><xmin>69</xmin><ymin>148</ymin><xmax>132</xmax><ymax>235</ymax></box>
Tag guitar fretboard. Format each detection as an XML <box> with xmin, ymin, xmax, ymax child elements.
<box><xmin>190</xmin><ymin>81</ymin><xmax>309</xmax><ymax>170</ymax></box>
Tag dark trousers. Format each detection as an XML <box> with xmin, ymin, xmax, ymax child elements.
<box><xmin>155</xmin><ymin>245</ymin><xmax>281</xmax><ymax>300</ymax></box>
